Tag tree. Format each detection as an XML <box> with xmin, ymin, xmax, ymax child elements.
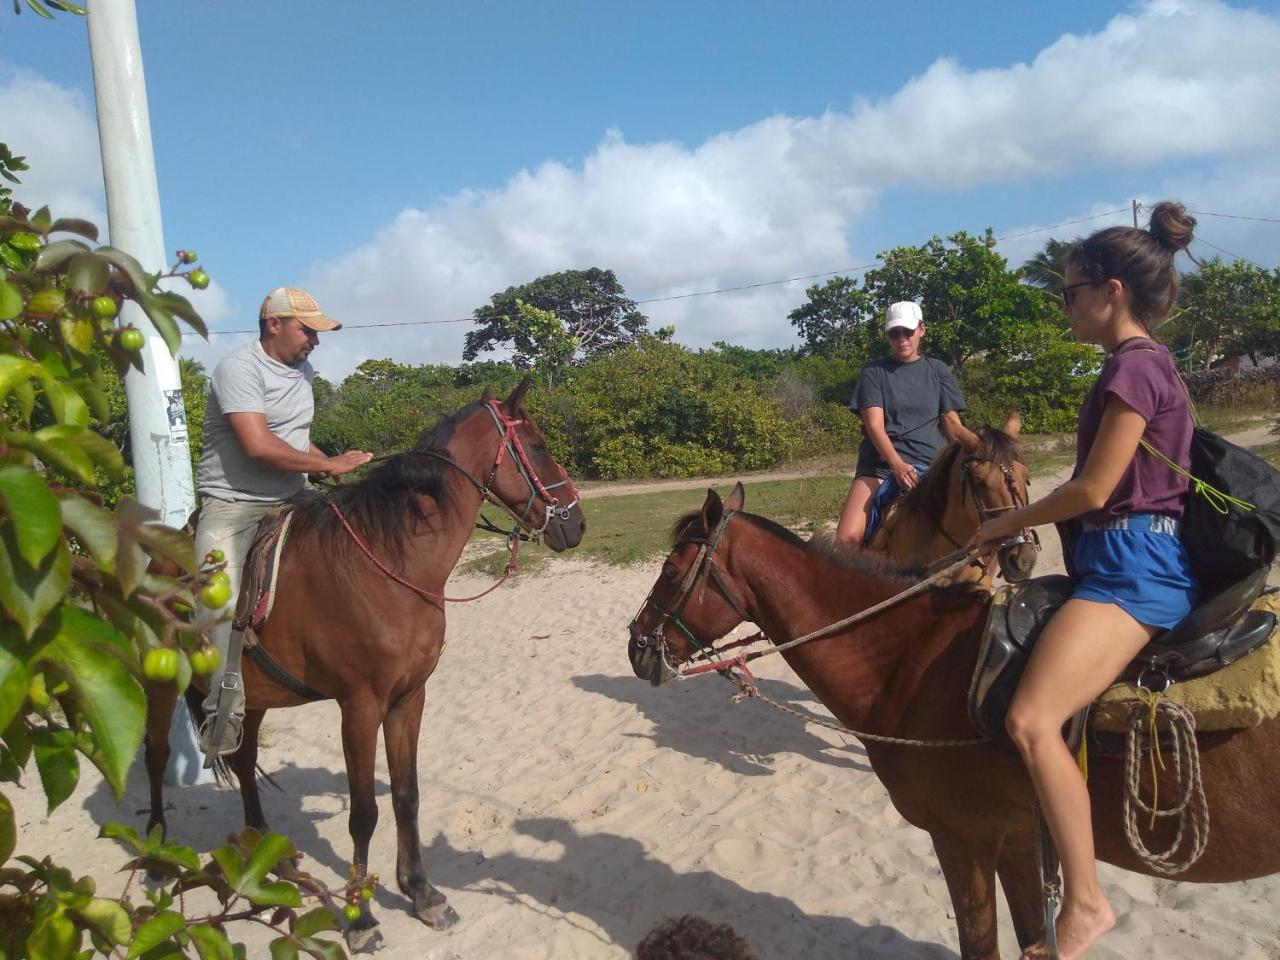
<box><xmin>786</xmin><ymin>275</ymin><xmax>874</xmax><ymax>359</ymax></box>
<box><xmin>1020</xmin><ymin>237</ymin><xmax>1075</xmax><ymax>291</ymax></box>
<box><xmin>463</xmin><ymin>267</ymin><xmax>648</xmax><ymax>365</ymax></box>
<box><xmin>1164</xmin><ymin>258</ymin><xmax>1280</xmax><ymax>370</ymax></box>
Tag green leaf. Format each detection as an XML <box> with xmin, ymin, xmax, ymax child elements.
<box><xmin>37</xmin><ymin>426</ymin><xmax>125</xmax><ymax>479</ymax></box>
<box><xmin>42</xmin><ymin>378</ymin><xmax>91</xmax><ymax>427</ymax></box>
<box><xmin>7</xmin><ymin>431</ymin><xmax>96</xmax><ymax>485</ymax></box>
<box><xmin>48</xmin><ymin>218</ymin><xmax>97</xmax><ymax>240</ymax></box>
<box><xmin>50</xmin><ymin>607</ymin><xmax>145</xmax><ymax>798</ymax></box>
<box><xmin>13</xmin><ymin>378</ymin><xmax>36</xmax><ymax>421</ymax></box>
<box><xmin>72</xmin><ymin>897</ymin><xmax>130</xmax><ymax>946</ymax></box>
<box><xmin>58</xmin><ymin>494</ymin><xmax>118</xmax><ymax>571</ymax></box>
<box><xmin>291</xmin><ymin>907</ymin><xmax>336</xmax><ymax>939</ymax></box>
<box><xmin>0</xmin><ymin>624</ymin><xmax>32</xmax><ymax>732</ymax></box>
<box><xmin>0</xmin><ymin>279</ymin><xmax>22</xmax><ymax>320</ymax></box>
<box><xmin>140</xmin><ymin>297</ymin><xmax>181</xmax><ymax>356</ymax></box>
<box><xmin>0</xmin><ymin>791</ymin><xmax>14</xmax><ymax>866</ymax></box>
<box><xmin>152</xmin><ymin>291</ymin><xmax>209</xmax><ymax>339</ymax></box>
<box><xmin>134</xmin><ymin>522</ymin><xmax>197</xmax><ymax>576</ymax></box>
<box><xmin>95</xmin><ymin>247</ymin><xmax>152</xmax><ymax>298</ymax></box>
<box><xmin>125</xmin><ymin>910</ymin><xmax>184</xmax><ymax>959</ymax></box>
<box><xmin>187</xmin><ymin>925</ymin><xmax>235</xmax><ymax>960</ymax></box>
<box><xmin>67</xmin><ymin>253</ymin><xmax>110</xmax><ymax>296</ymax></box>
<box><xmin>59</xmin><ymin>313</ymin><xmax>95</xmax><ymax>355</ymax></box>
<box><xmin>29</xmin><ymin>205</ymin><xmax>53</xmax><ymax>233</ymax></box>
<box><xmin>0</xmin><ymin>464</ymin><xmax>61</xmax><ymax>565</ymax></box>
<box><xmin>33</xmin><ymin>729</ymin><xmax>81</xmax><ymax>812</ymax></box>
<box><xmin>268</xmin><ymin>938</ymin><xmax>299</xmax><ymax>960</ymax></box>
<box><xmin>28</xmin><ymin>909</ymin><xmax>79</xmax><ymax>960</ymax></box>
<box><xmin>0</xmin><ymin>354</ymin><xmax>48</xmax><ymax>403</ymax></box>
<box><xmin>34</xmin><ymin>238</ymin><xmax>90</xmax><ymax>272</ymax></box>
<box><xmin>0</xmin><ymin>530</ymin><xmax>71</xmax><ymax>639</ymax></box>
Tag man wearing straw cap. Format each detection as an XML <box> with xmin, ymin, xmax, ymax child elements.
<box><xmin>194</xmin><ymin>287</ymin><xmax>372</xmax><ymax>755</ymax></box>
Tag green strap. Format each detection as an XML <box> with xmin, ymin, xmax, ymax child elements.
<box><xmin>1137</xmin><ymin>438</ymin><xmax>1256</xmax><ymax>516</ymax></box>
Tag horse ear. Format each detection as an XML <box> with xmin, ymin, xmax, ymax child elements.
<box><xmin>700</xmin><ymin>488</ymin><xmax>724</xmax><ymax>533</ymax></box>
<box><xmin>953</xmin><ymin>422</ymin><xmax>982</xmax><ymax>453</ymax></box>
<box><xmin>481</xmin><ymin>387</ymin><xmax>496</xmax><ymax>403</ymax></box>
<box><xmin>1003</xmin><ymin>410</ymin><xmax>1022</xmax><ymax>438</ymax></box>
<box><xmin>503</xmin><ymin>377</ymin><xmax>531</xmax><ymax>414</ymax></box>
<box><xmin>724</xmin><ymin>481</ymin><xmax>746</xmax><ymax>512</ymax></box>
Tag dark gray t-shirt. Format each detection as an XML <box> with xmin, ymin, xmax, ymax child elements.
<box><xmin>197</xmin><ymin>340</ymin><xmax>316</xmax><ymax>502</ymax></box>
<box><xmin>853</xmin><ymin>356</ymin><xmax>966</xmax><ymax>475</ymax></box>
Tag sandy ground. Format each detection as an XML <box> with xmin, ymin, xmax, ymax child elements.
<box><xmin>9</xmin><ymin>432</ymin><xmax>1280</xmax><ymax>959</ymax></box>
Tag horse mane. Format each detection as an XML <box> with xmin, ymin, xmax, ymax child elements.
<box><xmin>897</xmin><ymin>424</ymin><xmax>1022</xmax><ymax>526</ymax></box>
<box><xmin>290</xmin><ymin>404</ymin><xmax>471</xmax><ymax>567</ymax></box>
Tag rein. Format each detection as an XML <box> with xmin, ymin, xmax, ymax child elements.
<box><xmin>330</xmin><ymin>398</ymin><xmax>577</xmax><ymax>605</ymax></box>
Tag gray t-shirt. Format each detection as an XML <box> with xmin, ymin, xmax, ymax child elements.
<box><xmin>853</xmin><ymin>355</ymin><xmax>966</xmax><ymax>475</ymax></box>
<box><xmin>197</xmin><ymin>340</ymin><xmax>315</xmax><ymax>502</ymax></box>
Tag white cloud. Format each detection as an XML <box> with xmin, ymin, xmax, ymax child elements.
<box><xmin>0</xmin><ymin>68</ymin><xmax>104</xmax><ymax>223</ymax></box>
<box><xmin>304</xmin><ymin>0</ymin><xmax>1280</xmax><ymax>379</ymax></box>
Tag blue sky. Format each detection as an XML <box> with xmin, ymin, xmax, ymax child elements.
<box><xmin>3</xmin><ymin>0</ymin><xmax>1279</xmax><ymax>379</ymax></box>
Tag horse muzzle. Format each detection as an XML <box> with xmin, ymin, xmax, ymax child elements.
<box><xmin>997</xmin><ymin>535</ymin><xmax>1038</xmax><ymax>582</ymax></box>
<box><xmin>540</xmin><ymin>501</ymin><xmax>586</xmax><ymax>552</ymax></box>
<box><xmin>628</xmin><ymin>625</ymin><xmax>676</xmax><ymax>687</ymax></box>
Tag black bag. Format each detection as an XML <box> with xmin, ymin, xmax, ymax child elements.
<box><xmin>1177</xmin><ymin>428</ymin><xmax>1280</xmax><ymax>595</ymax></box>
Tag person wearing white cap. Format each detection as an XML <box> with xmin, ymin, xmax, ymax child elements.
<box><xmin>193</xmin><ymin>287</ymin><xmax>373</xmax><ymax>754</ymax></box>
<box><xmin>835</xmin><ymin>300</ymin><xmax>968</xmax><ymax>546</ymax></box>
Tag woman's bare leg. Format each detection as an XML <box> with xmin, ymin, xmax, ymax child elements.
<box><xmin>1005</xmin><ymin>598</ymin><xmax>1159</xmax><ymax>960</ymax></box>
<box><xmin>836</xmin><ymin>476</ymin><xmax>881</xmax><ymax>545</ymax></box>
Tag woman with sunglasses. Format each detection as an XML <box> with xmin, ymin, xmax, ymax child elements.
<box><xmin>836</xmin><ymin>300</ymin><xmax>968</xmax><ymax>545</ymax></box>
<box><xmin>970</xmin><ymin>201</ymin><xmax>1199</xmax><ymax>960</ymax></box>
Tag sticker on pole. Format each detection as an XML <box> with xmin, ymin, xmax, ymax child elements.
<box><xmin>164</xmin><ymin>389</ymin><xmax>189</xmax><ymax>443</ymax></box>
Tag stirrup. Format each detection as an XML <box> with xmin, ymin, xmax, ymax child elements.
<box><xmin>198</xmin><ymin>714</ymin><xmax>243</xmax><ymax>758</ymax></box>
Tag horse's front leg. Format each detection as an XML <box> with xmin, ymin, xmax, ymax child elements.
<box><xmin>229</xmin><ymin>709</ymin><xmax>268</xmax><ymax>831</ymax></box>
<box><xmin>339</xmin><ymin>698</ymin><xmax>385</xmax><ymax>954</ymax></box>
<box><xmin>383</xmin><ymin>683</ymin><xmax>459</xmax><ymax>929</ymax></box>
<box><xmin>997</xmin><ymin>828</ymin><xmax>1048</xmax><ymax>954</ymax></box>
<box><xmin>931</xmin><ymin>832</ymin><xmax>1003</xmax><ymax>960</ymax></box>
<box><xmin>143</xmin><ymin>680</ymin><xmax>179</xmax><ymax>837</ymax></box>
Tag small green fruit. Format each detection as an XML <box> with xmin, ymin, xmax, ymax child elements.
<box><xmin>118</xmin><ymin>326</ymin><xmax>145</xmax><ymax>351</ymax></box>
<box><xmin>91</xmin><ymin>295</ymin><xmax>119</xmax><ymax>320</ymax></box>
<box><xmin>210</xmin><ymin>548</ymin><xmax>225</xmax><ymax>563</ymax></box>
<box><xmin>189</xmin><ymin>644</ymin><xmax>222</xmax><ymax>675</ymax></box>
<box><xmin>142</xmin><ymin>647</ymin><xmax>179</xmax><ymax>682</ymax></box>
<box><xmin>360</xmin><ymin>886</ymin><xmax>374</xmax><ymax>900</ymax></box>
<box><xmin>200</xmin><ymin>578</ymin><xmax>232</xmax><ymax>610</ymax></box>
<box><xmin>343</xmin><ymin>903</ymin><xmax>362</xmax><ymax>922</ymax></box>
<box><xmin>25</xmin><ymin>288</ymin><xmax>67</xmax><ymax>318</ymax></box>
<box><xmin>183</xmin><ymin>250</ymin><xmax>198</xmax><ymax>264</ymax></box>
<box><xmin>188</xmin><ymin>269</ymin><xmax>210</xmax><ymax>290</ymax></box>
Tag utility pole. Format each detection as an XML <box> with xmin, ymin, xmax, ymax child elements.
<box><xmin>1133</xmin><ymin>199</ymin><xmax>1141</xmax><ymax>228</ymax></box>
<box><xmin>87</xmin><ymin>0</ymin><xmax>211</xmax><ymax>786</ymax></box>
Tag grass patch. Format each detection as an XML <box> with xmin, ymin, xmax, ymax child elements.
<box><xmin>1195</xmin><ymin>404</ymin><xmax>1276</xmax><ymax>437</ymax></box>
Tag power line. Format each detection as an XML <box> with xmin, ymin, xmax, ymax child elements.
<box><xmin>1190</xmin><ymin>209</ymin><xmax>1280</xmax><ymax>225</ymax></box>
<box><xmin>1195</xmin><ymin>235</ymin><xmax>1268</xmax><ymax>270</ymax></box>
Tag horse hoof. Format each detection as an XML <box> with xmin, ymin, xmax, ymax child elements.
<box><xmin>415</xmin><ymin>899</ymin><xmax>460</xmax><ymax>930</ymax></box>
<box><xmin>344</xmin><ymin>923</ymin><xmax>383</xmax><ymax>954</ymax></box>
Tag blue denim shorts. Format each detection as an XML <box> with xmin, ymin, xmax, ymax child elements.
<box><xmin>1071</xmin><ymin>513</ymin><xmax>1199</xmax><ymax>630</ymax></box>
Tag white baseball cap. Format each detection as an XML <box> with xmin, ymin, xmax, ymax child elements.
<box><xmin>884</xmin><ymin>301</ymin><xmax>923</xmax><ymax>333</ymax></box>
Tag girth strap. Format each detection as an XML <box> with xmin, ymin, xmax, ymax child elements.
<box><xmin>246</xmin><ymin>644</ymin><xmax>328</xmax><ymax>702</ymax></box>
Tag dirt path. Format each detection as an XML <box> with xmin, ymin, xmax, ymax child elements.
<box><xmin>578</xmin><ymin>422</ymin><xmax>1278</xmax><ymax>500</ymax></box>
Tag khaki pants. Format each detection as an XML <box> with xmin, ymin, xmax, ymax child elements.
<box><xmin>194</xmin><ymin>496</ymin><xmax>280</xmax><ymax>720</ymax></box>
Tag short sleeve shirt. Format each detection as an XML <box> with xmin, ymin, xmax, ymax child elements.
<box><xmin>1074</xmin><ymin>338</ymin><xmax>1193</xmax><ymax>524</ymax></box>
<box><xmin>853</xmin><ymin>356</ymin><xmax>966</xmax><ymax>473</ymax></box>
<box><xmin>196</xmin><ymin>340</ymin><xmax>316</xmax><ymax>502</ymax></box>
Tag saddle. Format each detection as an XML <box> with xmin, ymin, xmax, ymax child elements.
<box><xmin>969</xmin><ymin>566</ymin><xmax>1278</xmax><ymax>744</ymax></box>
<box><xmin>232</xmin><ymin>504</ymin><xmax>299</xmax><ymax>645</ymax></box>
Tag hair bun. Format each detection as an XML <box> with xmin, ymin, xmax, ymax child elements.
<box><xmin>1147</xmin><ymin>201</ymin><xmax>1196</xmax><ymax>255</ymax></box>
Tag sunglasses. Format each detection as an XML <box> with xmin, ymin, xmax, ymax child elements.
<box><xmin>1060</xmin><ymin>280</ymin><xmax>1104</xmax><ymax>308</ymax></box>
<box><xmin>886</xmin><ymin>328</ymin><xmax>916</xmax><ymax>340</ymax></box>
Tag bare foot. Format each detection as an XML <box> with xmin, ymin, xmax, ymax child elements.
<box><xmin>1019</xmin><ymin>899</ymin><xmax>1116</xmax><ymax>960</ymax></box>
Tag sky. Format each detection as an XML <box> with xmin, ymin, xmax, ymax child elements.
<box><xmin>2</xmin><ymin>0</ymin><xmax>1279</xmax><ymax>380</ymax></box>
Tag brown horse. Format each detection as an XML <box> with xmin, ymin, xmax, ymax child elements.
<box><xmin>868</xmin><ymin>412</ymin><xmax>1037</xmax><ymax>584</ymax></box>
<box><xmin>144</xmin><ymin>382</ymin><xmax>585</xmax><ymax>952</ymax></box>
<box><xmin>628</xmin><ymin>484</ymin><xmax>1280</xmax><ymax>960</ymax></box>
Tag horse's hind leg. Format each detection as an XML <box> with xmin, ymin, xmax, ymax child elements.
<box><xmin>339</xmin><ymin>698</ymin><xmax>385</xmax><ymax>954</ymax></box>
<box><xmin>230</xmin><ymin>709</ymin><xmax>269</xmax><ymax>831</ymax></box>
<box><xmin>383</xmin><ymin>683</ymin><xmax>459</xmax><ymax>930</ymax></box>
<box><xmin>143</xmin><ymin>680</ymin><xmax>179</xmax><ymax>837</ymax></box>
<box><xmin>930</xmin><ymin>832</ymin><xmax>1002</xmax><ymax>960</ymax></box>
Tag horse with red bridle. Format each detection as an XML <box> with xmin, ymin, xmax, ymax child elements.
<box><xmin>628</xmin><ymin>483</ymin><xmax>1280</xmax><ymax>959</ymax></box>
<box><xmin>144</xmin><ymin>382</ymin><xmax>585</xmax><ymax>952</ymax></box>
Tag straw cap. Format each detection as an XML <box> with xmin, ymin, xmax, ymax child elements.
<box><xmin>259</xmin><ymin>287</ymin><xmax>341</xmax><ymax>331</ymax></box>
<box><xmin>884</xmin><ymin>301</ymin><xmax>923</xmax><ymax>332</ymax></box>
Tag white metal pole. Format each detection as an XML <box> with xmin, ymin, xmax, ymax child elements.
<box><xmin>87</xmin><ymin>0</ymin><xmax>211</xmax><ymax>786</ymax></box>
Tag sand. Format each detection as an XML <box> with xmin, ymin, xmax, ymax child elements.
<box><xmin>9</xmin><ymin>454</ymin><xmax>1280</xmax><ymax>959</ymax></box>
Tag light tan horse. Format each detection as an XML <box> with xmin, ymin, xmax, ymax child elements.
<box><xmin>868</xmin><ymin>413</ymin><xmax>1037</xmax><ymax>583</ymax></box>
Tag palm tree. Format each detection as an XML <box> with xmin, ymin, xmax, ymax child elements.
<box><xmin>1020</xmin><ymin>238</ymin><xmax>1074</xmax><ymax>290</ymax></box>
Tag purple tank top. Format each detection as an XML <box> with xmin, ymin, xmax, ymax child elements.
<box><xmin>1074</xmin><ymin>338</ymin><xmax>1194</xmax><ymax>524</ymax></box>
